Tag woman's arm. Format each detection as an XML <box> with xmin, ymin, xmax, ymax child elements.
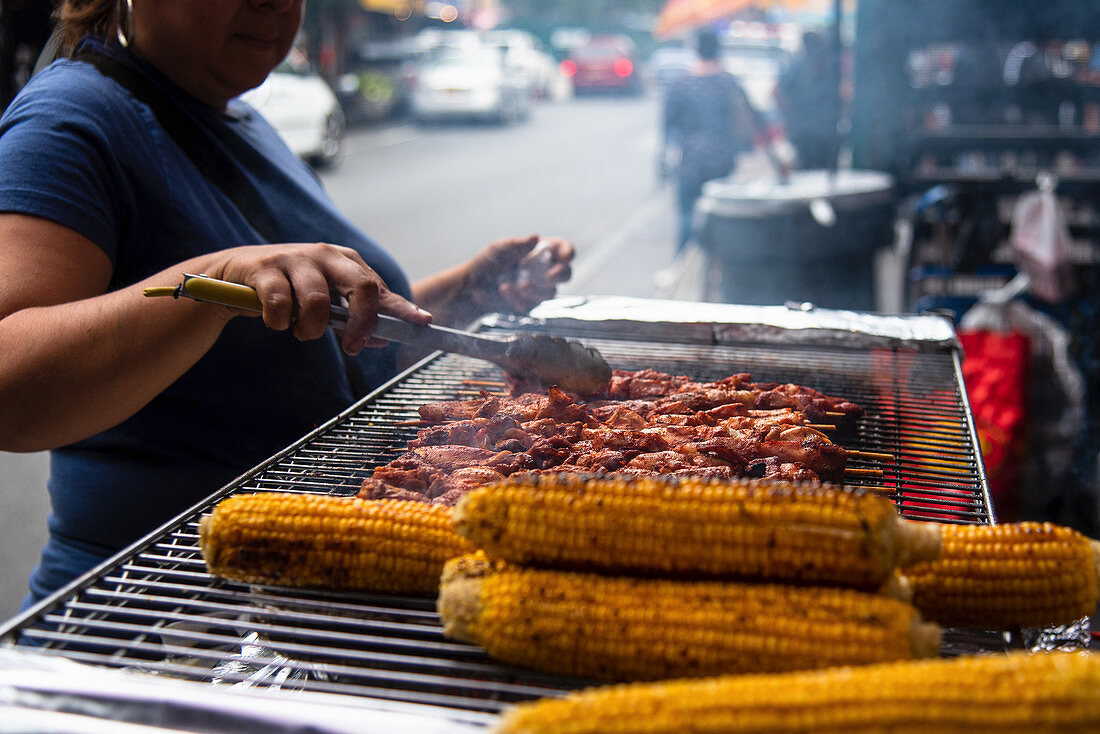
<box><xmin>0</xmin><ymin>214</ymin><xmax>430</xmax><ymax>452</ymax></box>
<box><xmin>0</xmin><ymin>215</ymin><xmax>225</xmax><ymax>451</ymax></box>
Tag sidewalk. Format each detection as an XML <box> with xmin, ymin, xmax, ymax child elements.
<box><xmin>572</xmin><ymin>151</ymin><xmax>906</xmax><ymax>314</ymax></box>
<box><xmin>563</xmin><ymin>149</ymin><xmax>804</xmax><ymax>306</ymax></box>
<box><xmin>563</xmin><ymin>185</ymin><xmax>708</xmax><ymax>303</ymax></box>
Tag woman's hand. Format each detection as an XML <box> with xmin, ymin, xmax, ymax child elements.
<box><xmin>210</xmin><ymin>242</ymin><xmax>432</xmax><ymax>355</ymax></box>
<box><xmin>413</xmin><ymin>235</ymin><xmax>573</xmax><ymax>325</ymax></box>
<box><xmin>490</xmin><ymin>235</ymin><xmax>574</xmax><ymax>313</ymax></box>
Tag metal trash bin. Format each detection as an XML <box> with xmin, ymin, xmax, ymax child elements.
<box><xmin>696</xmin><ymin>170</ymin><xmax>896</xmax><ymax>310</ymax></box>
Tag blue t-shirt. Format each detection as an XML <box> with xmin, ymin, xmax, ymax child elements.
<box><xmin>0</xmin><ymin>39</ymin><xmax>412</xmax><ymax>605</ymax></box>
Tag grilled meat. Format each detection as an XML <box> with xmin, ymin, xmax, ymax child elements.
<box><xmin>361</xmin><ymin>369</ymin><xmax>863</xmax><ymax>503</ymax></box>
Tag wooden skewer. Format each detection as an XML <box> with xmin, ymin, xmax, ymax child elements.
<box><xmin>825</xmin><ymin>411</ymin><xmax>846</xmax><ymax>418</ymax></box>
<box><xmin>844</xmin><ymin>468</ymin><xmax>885</xmax><ymax>478</ymax></box>
<box><xmin>394</xmin><ymin>419</ymin><xmax>428</xmax><ymax>427</ymax></box>
<box><xmin>859</xmin><ymin>485</ymin><xmax>896</xmax><ymax>496</ymax></box>
<box><xmin>807</xmin><ymin>424</ymin><xmax>835</xmax><ymax>432</ymax></box>
<box><xmin>463</xmin><ymin>379</ymin><xmax>506</xmax><ymax>388</ymax></box>
<box><xmin>847</xmin><ymin>450</ymin><xmax>895</xmax><ymax>461</ymax></box>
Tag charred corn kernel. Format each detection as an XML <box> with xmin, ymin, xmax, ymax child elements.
<box><xmin>495</xmin><ymin>651</ymin><xmax>1100</xmax><ymax>734</ymax></box>
<box><xmin>452</xmin><ymin>473</ymin><xmax>941</xmax><ymax>589</ymax></box>
<box><xmin>903</xmin><ymin>522</ymin><xmax>1100</xmax><ymax>629</ymax></box>
<box><xmin>438</xmin><ymin>553</ymin><xmax>940</xmax><ymax>682</ymax></box>
<box><xmin>199</xmin><ymin>493</ymin><xmax>475</xmax><ymax>596</ymax></box>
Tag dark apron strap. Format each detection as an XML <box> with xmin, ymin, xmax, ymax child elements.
<box><xmin>75</xmin><ymin>46</ymin><xmax>282</xmax><ymax>243</ymax></box>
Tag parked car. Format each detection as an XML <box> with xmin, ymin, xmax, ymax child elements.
<box><xmin>559</xmin><ymin>35</ymin><xmax>644</xmax><ymax>95</ymax></box>
<box><xmin>409</xmin><ymin>47</ymin><xmax>533</xmax><ymax>124</ymax></box>
<box><xmin>648</xmin><ymin>41</ymin><xmax>698</xmax><ymax>94</ymax></box>
<box><xmin>414</xmin><ymin>28</ymin><xmax>483</xmax><ymax>56</ymax></box>
<box><xmin>483</xmin><ymin>29</ymin><xmax>559</xmax><ymax>100</ymax></box>
<box><xmin>241</xmin><ymin>52</ymin><xmax>345</xmax><ymax>169</ymax></box>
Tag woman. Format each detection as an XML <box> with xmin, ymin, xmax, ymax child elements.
<box><xmin>0</xmin><ymin>0</ymin><xmax>573</xmax><ymax>608</ymax></box>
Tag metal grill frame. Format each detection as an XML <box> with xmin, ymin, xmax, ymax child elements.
<box><xmin>0</xmin><ymin>308</ymin><xmax>998</xmax><ymax>724</ymax></box>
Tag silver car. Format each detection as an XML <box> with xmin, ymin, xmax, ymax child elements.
<box><xmin>409</xmin><ymin>47</ymin><xmax>533</xmax><ymax>124</ymax></box>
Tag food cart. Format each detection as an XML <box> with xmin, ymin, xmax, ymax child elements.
<box><xmin>2</xmin><ymin>298</ymin><xmax>1047</xmax><ymax>730</ymax></box>
<box><xmin>1</xmin><ymin>1</ymin><xmax>1097</xmax><ymax>726</ymax></box>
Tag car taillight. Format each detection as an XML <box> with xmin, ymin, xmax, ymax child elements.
<box><xmin>559</xmin><ymin>60</ymin><xmax>577</xmax><ymax>77</ymax></box>
<box><xmin>613</xmin><ymin>58</ymin><xmax>633</xmax><ymax>77</ymax></box>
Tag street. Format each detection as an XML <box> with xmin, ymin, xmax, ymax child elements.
<box><xmin>322</xmin><ymin>92</ymin><xmax>682</xmax><ymax>291</ymax></box>
<box><xmin>0</xmin><ymin>90</ymin><xmax>693</xmax><ymax>620</ymax></box>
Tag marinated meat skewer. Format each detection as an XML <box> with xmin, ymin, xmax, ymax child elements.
<box><xmin>426</xmin><ymin>369</ymin><xmax>862</xmax><ymax>427</ymax></box>
<box><xmin>417</xmin><ymin>386</ymin><xmax>599</xmax><ymax>426</ymax></box>
<box><xmin>361</xmin><ymin>369</ymin><xmax>874</xmax><ymax>505</ymax></box>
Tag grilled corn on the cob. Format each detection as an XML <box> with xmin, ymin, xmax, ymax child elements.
<box><xmin>903</xmin><ymin>522</ymin><xmax>1100</xmax><ymax>629</ymax></box>
<box><xmin>438</xmin><ymin>552</ymin><xmax>940</xmax><ymax>682</ymax></box>
<box><xmin>452</xmin><ymin>473</ymin><xmax>941</xmax><ymax>589</ymax></box>
<box><xmin>199</xmin><ymin>493</ymin><xmax>474</xmax><ymax>596</ymax></box>
<box><xmin>495</xmin><ymin>651</ymin><xmax>1100</xmax><ymax>734</ymax></box>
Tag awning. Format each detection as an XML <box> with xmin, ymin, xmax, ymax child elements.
<box><xmin>360</xmin><ymin>0</ymin><xmax>424</xmax><ymax>19</ymax></box>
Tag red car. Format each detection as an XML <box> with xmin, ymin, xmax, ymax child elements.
<box><xmin>559</xmin><ymin>36</ymin><xmax>643</xmax><ymax>95</ymax></box>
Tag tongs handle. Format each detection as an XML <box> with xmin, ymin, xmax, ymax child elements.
<box><xmin>142</xmin><ymin>273</ymin><xmax>513</xmax><ymax>359</ymax></box>
<box><xmin>178</xmin><ymin>275</ymin><xmax>264</xmax><ymax>312</ymax></box>
<box><xmin>144</xmin><ymin>273</ymin><xmax>351</xmax><ymax>327</ymax></box>
<box><xmin>144</xmin><ymin>274</ymin><xmax>611</xmax><ymax>393</ymax></box>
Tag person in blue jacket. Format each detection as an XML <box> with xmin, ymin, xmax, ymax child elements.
<box><xmin>0</xmin><ymin>0</ymin><xmax>574</xmax><ymax>610</ymax></box>
<box><xmin>661</xmin><ymin>27</ymin><xmax>763</xmax><ymax>253</ymax></box>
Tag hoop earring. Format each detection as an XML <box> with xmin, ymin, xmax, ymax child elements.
<box><xmin>116</xmin><ymin>0</ymin><xmax>133</xmax><ymax>48</ymax></box>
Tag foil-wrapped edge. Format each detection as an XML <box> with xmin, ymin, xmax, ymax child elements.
<box><xmin>0</xmin><ymin>648</ymin><xmax>491</xmax><ymax>732</ymax></box>
<box><xmin>487</xmin><ymin>296</ymin><xmax>959</xmax><ymax>353</ymax></box>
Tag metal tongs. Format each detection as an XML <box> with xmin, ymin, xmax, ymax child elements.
<box><xmin>143</xmin><ymin>274</ymin><xmax>612</xmax><ymax>394</ymax></box>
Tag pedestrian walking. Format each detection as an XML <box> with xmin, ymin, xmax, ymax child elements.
<box><xmin>775</xmin><ymin>31</ymin><xmax>841</xmax><ymax>170</ymax></box>
<box><xmin>660</xmin><ymin>27</ymin><xmax>764</xmax><ymax>253</ymax></box>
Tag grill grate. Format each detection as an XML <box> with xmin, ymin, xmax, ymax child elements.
<box><xmin>0</xmin><ymin>330</ymin><xmax>992</xmax><ymax>721</ymax></box>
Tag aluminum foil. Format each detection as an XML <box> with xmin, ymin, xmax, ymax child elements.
<box><xmin>1021</xmin><ymin>617</ymin><xmax>1093</xmax><ymax>652</ymax></box>
<box><xmin>492</xmin><ymin>296</ymin><xmax>959</xmax><ymax>352</ymax></box>
<box><xmin>0</xmin><ymin>648</ymin><xmax>487</xmax><ymax>733</ymax></box>
<box><xmin>939</xmin><ymin>619</ymin><xmax>1092</xmax><ymax>657</ymax></box>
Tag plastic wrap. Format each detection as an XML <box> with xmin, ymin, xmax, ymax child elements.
<box><xmin>1010</xmin><ymin>184</ymin><xmax>1076</xmax><ymax>303</ymax></box>
<box><xmin>960</xmin><ymin>299</ymin><xmax>1086</xmax><ymax>520</ymax></box>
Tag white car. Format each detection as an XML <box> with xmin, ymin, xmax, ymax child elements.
<box><xmin>410</xmin><ymin>47</ymin><xmax>532</xmax><ymax>124</ymax></box>
<box><xmin>242</xmin><ymin>56</ymin><xmax>346</xmax><ymax>168</ymax></box>
<box><xmin>483</xmin><ymin>29</ymin><xmax>559</xmax><ymax>100</ymax></box>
